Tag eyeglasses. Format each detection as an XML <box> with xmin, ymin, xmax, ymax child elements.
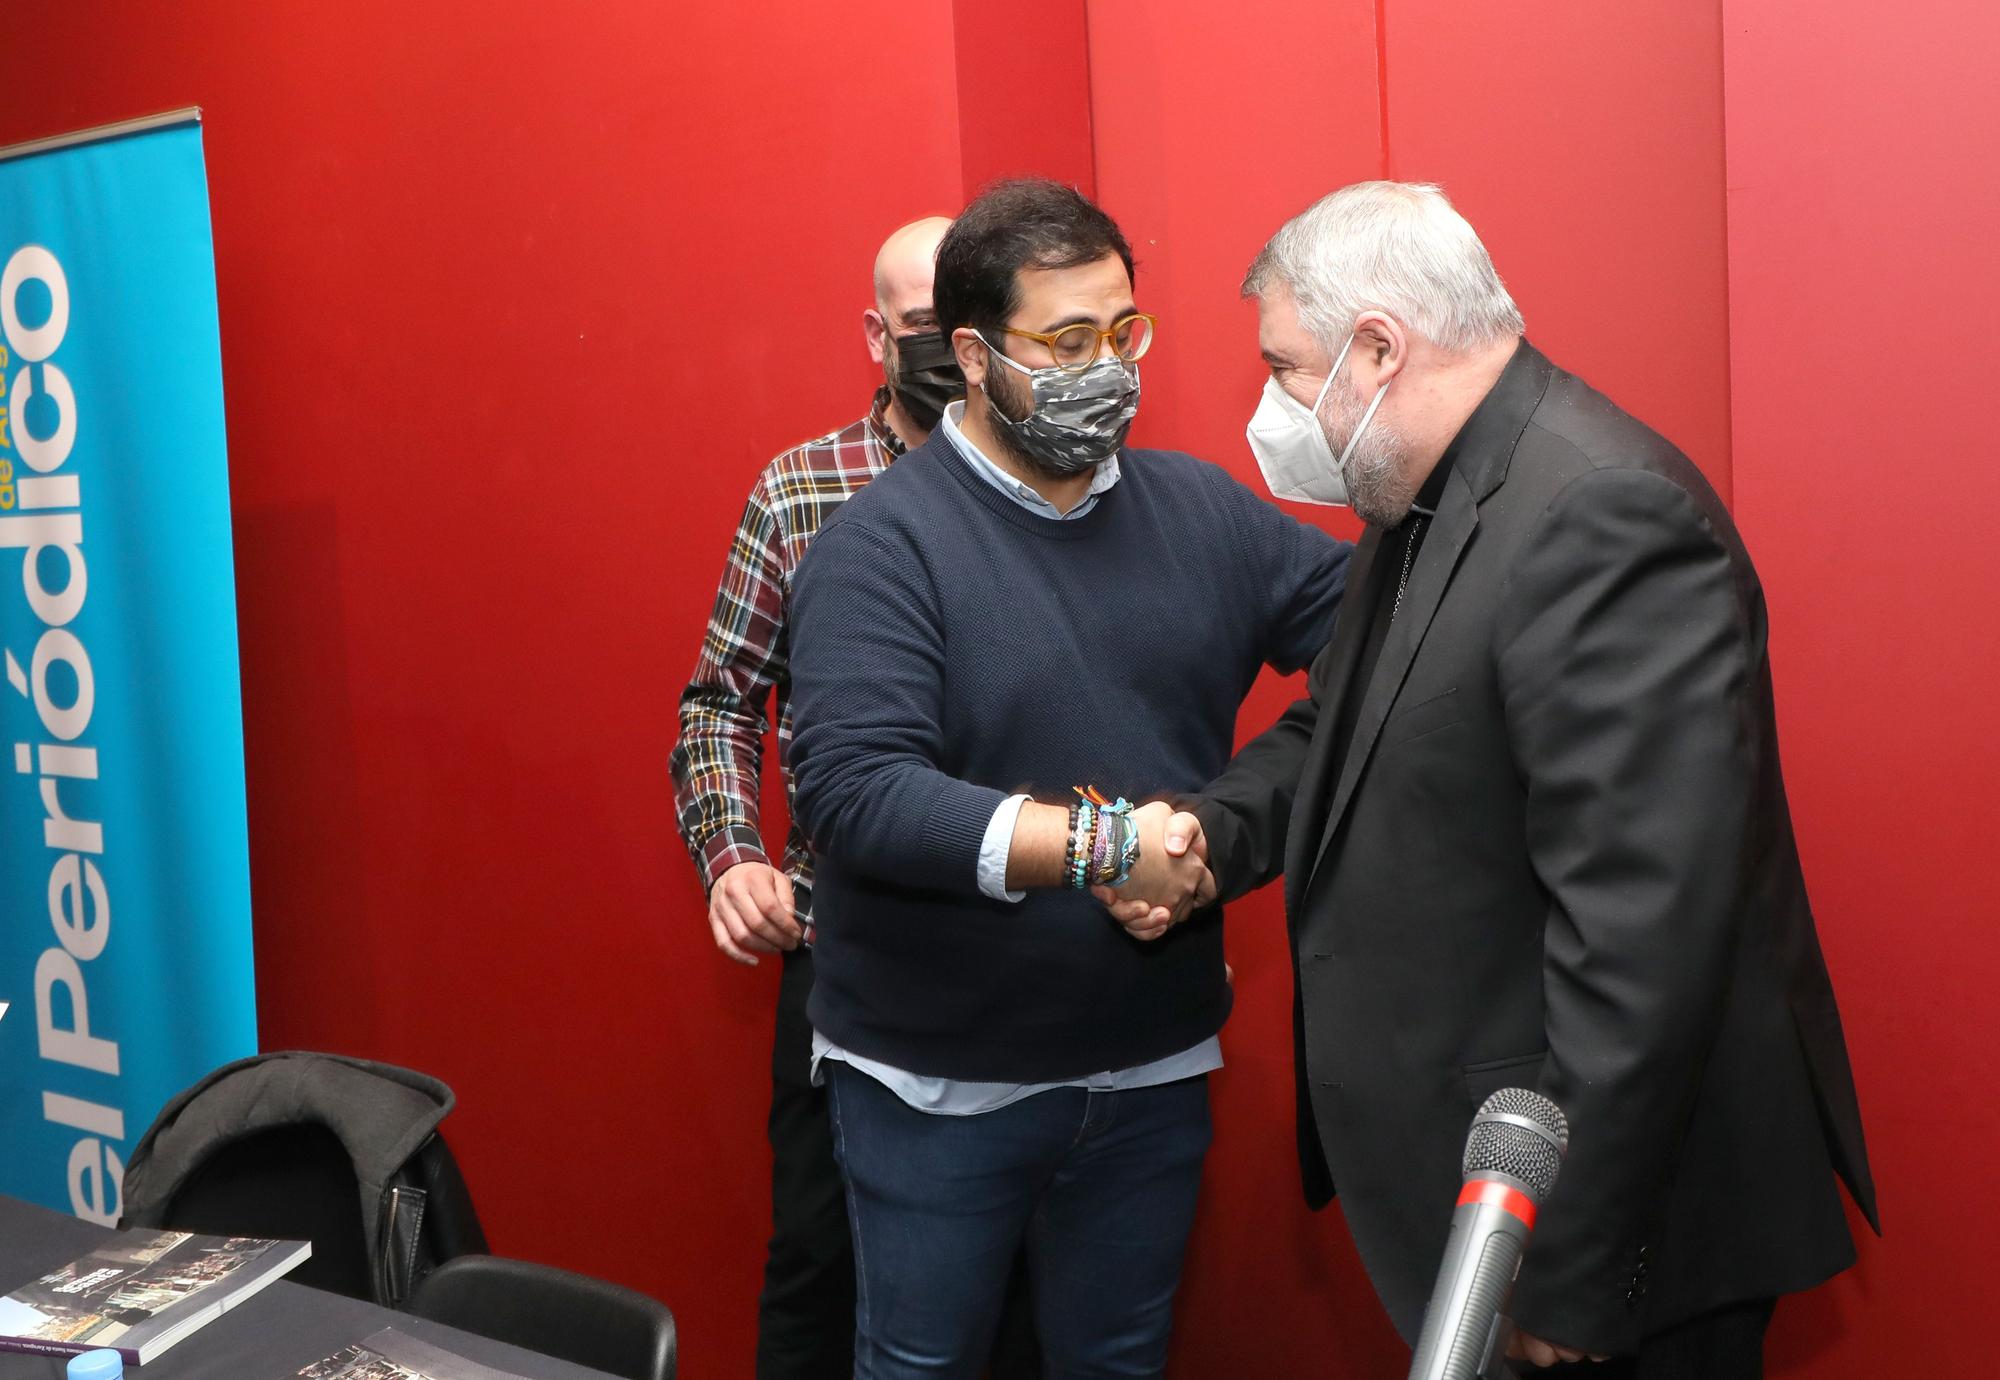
<box><xmin>999</xmin><ymin>313</ymin><xmax>1157</xmax><ymax>374</ymax></box>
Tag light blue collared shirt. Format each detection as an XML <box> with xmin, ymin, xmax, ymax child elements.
<box><xmin>812</xmin><ymin>401</ymin><xmax>1223</xmax><ymax>1113</ymax></box>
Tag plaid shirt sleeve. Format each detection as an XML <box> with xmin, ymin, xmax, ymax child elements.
<box><xmin>670</xmin><ymin>471</ymin><xmax>790</xmax><ymax>892</ymax></box>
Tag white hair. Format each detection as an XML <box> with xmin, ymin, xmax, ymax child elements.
<box><xmin>1243</xmin><ymin>181</ymin><xmax>1523</xmax><ymax>354</ymax></box>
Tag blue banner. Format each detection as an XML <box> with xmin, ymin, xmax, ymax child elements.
<box><xmin>0</xmin><ymin>117</ymin><xmax>255</xmax><ymax>1221</ymax></box>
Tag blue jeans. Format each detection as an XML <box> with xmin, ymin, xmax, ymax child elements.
<box><xmin>826</xmin><ymin>1060</ymin><xmax>1212</xmax><ymax>1380</ymax></box>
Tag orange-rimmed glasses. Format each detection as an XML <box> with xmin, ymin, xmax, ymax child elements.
<box><xmin>1000</xmin><ymin>313</ymin><xmax>1157</xmax><ymax>374</ymax></box>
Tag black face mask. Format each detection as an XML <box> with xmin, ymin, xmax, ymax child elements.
<box><xmin>886</xmin><ymin>330</ymin><xmax>964</xmax><ymax>433</ymax></box>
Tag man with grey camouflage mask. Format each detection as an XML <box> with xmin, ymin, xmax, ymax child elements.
<box><xmin>783</xmin><ymin>178</ymin><xmax>1355</xmax><ymax>1377</ymax></box>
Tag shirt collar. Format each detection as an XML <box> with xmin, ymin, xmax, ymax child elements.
<box><xmin>1408</xmin><ymin>441</ymin><xmax>1456</xmax><ymax>519</ymax></box>
<box><xmin>867</xmin><ymin>385</ymin><xmax>909</xmax><ymax>460</ymax></box>
<box><xmin>938</xmin><ymin>399</ymin><xmax>1120</xmax><ymax>520</ymax></box>
<box><xmin>1422</xmin><ymin>337</ymin><xmax>1554</xmax><ymax>506</ymax></box>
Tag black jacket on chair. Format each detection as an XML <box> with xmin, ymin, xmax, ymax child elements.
<box><xmin>1192</xmin><ymin>340</ymin><xmax>1876</xmax><ymax>1356</ymax></box>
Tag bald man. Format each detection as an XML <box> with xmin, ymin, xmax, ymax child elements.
<box><xmin>673</xmin><ymin>217</ymin><xmax>1004</xmax><ymax>1377</ymax></box>
<box><xmin>674</xmin><ymin>216</ymin><xmax>952</xmax><ymax>964</ymax></box>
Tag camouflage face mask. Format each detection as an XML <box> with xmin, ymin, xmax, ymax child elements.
<box><xmin>978</xmin><ymin>336</ymin><xmax>1141</xmax><ymax>475</ymax></box>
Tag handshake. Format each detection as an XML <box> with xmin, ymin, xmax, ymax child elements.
<box><xmin>1092</xmin><ymin>801</ymin><xmax>1216</xmax><ymax>941</ymax></box>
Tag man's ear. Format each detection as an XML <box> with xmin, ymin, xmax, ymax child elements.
<box><xmin>863</xmin><ymin>308</ymin><xmax>889</xmax><ymax>365</ymax></box>
<box><xmin>1352</xmin><ymin>310</ymin><xmax>1409</xmax><ymax>388</ymax></box>
<box><xmin>952</xmin><ymin>326</ymin><xmax>989</xmax><ymax>390</ymax></box>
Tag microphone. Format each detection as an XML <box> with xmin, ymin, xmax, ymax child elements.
<box><xmin>1406</xmin><ymin>1088</ymin><xmax>1570</xmax><ymax>1380</ymax></box>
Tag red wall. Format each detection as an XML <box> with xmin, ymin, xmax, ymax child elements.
<box><xmin>1</xmin><ymin>2</ymin><xmax>1983</xmax><ymax>1375</ymax></box>
<box><xmin>1382</xmin><ymin>0</ymin><xmax>1735</xmax><ymax>498</ymax></box>
<box><xmin>0</xmin><ymin>5</ymin><xmax>961</xmax><ymax>1375</ymax></box>
<box><xmin>1724</xmin><ymin>0</ymin><xmax>2000</xmax><ymax>1368</ymax></box>
<box><xmin>954</xmin><ymin>0</ymin><xmax>1096</xmax><ymax>199</ymax></box>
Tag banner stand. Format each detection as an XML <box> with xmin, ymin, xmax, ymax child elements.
<box><xmin>0</xmin><ymin>108</ymin><xmax>202</xmax><ymax>165</ymax></box>
<box><xmin>0</xmin><ymin>105</ymin><xmax>256</xmax><ymax>1225</ymax></box>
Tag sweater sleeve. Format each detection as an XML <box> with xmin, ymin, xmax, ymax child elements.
<box><xmin>1188</xmin><ymin>635</ymin><xmax>1335</xmax><ymax>902</ymax></box>
<box><xmin>1205</xmin><ymin>463</ymin><xmax>1351</xmax><ymax>673</ymax></box>
<box><xmin>787</xmin><ymin>516</ymin><xmax>1007</xmax><ymax>893</ymax></box>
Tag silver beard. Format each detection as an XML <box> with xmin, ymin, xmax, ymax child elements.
<box><xmin>1322</xmin><ymin>374</ymin><xmax>1417</xmax><ymax>528</ymax></box>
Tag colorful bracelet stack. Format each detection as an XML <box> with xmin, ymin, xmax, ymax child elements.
<box><xmin>1064</xmin><ymin>786</ymin><xmax>1141</xmax><ymax>890</ymax></box>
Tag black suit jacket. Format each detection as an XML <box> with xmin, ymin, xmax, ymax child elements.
<box><xmin>1195</xmin><ymin>341</ymin><xmax>1877</xmax><ymax>1355</ymax></box>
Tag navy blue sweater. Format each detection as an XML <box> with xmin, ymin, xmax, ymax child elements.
<box><xmin>787</xmin><ymin>434</ymin><xmax>1349</xmax><ymax>1081</ymax></box>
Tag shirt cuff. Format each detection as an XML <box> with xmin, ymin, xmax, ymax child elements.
<box><xmin>697</xmin><ymin>825</ymin><xmax>770</xmax><ymax>893</ymax></box>
<box><xmin>977</xmin><ymin>795</ymin><xmax>1031</xmax><ymax>902</ymax></box>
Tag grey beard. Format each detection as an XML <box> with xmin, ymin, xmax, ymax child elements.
<box><xmin>1325</xmin><ymin>383</ymin><xmax>1417</xmax><ymax>528</ymax></box>
<box><xmin>1345</xmin><ymin>428</ymin><xmax>1418</xmax><ymax>527</ymax></box>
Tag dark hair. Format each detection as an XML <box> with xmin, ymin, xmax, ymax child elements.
<box><xmin>933</xmin><ymin>178</ymin><xmax>1137</xmax><ymax>338</ymax></box>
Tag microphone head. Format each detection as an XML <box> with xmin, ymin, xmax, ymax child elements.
<box><xmin>1463</xmin><ymin>1087</ymin><xmax>1569</xmax><ymax>1202</ymax></box>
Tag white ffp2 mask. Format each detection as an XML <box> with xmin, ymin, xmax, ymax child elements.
<box><xmin>1244</xmin><ymin>334</ymin><xmax>1391</xmax><ymax>506</ymax></box>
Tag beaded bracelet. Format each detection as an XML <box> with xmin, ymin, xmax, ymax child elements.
<box><xmin>1063</xmin><ymin>800</ymin><xmax>1081</xmax><ymax>890</ymax></box>
<box><xmin>1072</xmin><ymin>786</ymin><xmax>1140</xmax><ymax>889</ymax></box>
<box><xmin>1068</xmin><ymin>799</ymin><xmax>1098</xmax><ymax>891</ymax></box>
<box><xmin>1067</xmin><ymin>788</ymin><xmax>1097</xmax><ymax>890</ymax></box>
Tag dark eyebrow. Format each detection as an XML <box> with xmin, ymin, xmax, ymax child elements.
<box><xmin>1034</xmin><ymin>305</ymin><xmax>1140</xmax><ymax>334</ymax></box>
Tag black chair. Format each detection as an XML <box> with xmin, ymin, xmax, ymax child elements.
<box><xmin>162</xmin><ymin>1119</ymin><xmax>376</xmax><ymax>1299</ymax></box>
<box><xmin>409</xmin><ymin>1253</ymin><xmax>678</xmax><ymax>1380</ymax></box>
<box><xmin>120</xmin><ymin>1052</ymin><xmax>488</xmax><ymax>1306</ymax></box>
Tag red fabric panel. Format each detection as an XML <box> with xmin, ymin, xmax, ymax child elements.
<box><xmin>1725</xmin><ymin>0</ymin><xmax>2000</xmax><ymax>1370</ymax></box>
<box><xmin>1386</xmin><ymin>0</ymin><xmax>1734</xmax><ymax>499</ymax></box>
<box><xmin>954</xmin><ymin>0</ymin><xmax>1096</xmax><ymax>199</ymax></box>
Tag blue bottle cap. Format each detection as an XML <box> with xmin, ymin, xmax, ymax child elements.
<box><xmin>67</xmin><ymin>1350</ymin><xmax>123</xmax><ymax>1379</ymax></box>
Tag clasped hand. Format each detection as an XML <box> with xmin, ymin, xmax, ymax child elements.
<box><xmin>1091</xmin><ymin>802</ymin><xmax>1215</xmax><ymax>940</ymax></box>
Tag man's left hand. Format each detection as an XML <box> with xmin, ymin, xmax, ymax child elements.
<box><xmin>1507</xmin><ymin>1329</ymin><xmax>1609</xmax><ymax>1368</ymax></box>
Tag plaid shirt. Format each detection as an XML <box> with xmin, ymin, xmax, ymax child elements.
<box><xmin>671</xmin><ymin>389</ymin><xmax>907</xmax><ymax>918</ymax></box>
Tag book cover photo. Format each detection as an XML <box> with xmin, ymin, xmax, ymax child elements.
<box><xmin>291</xmin><ymin>1328</ymin><xmax>531</xmax><ymax>1380</ymax></box>
<box><xmin>0</xmin><ymin>1228</ymin><xmax>311</xmax><ymax>1363</ymax></box>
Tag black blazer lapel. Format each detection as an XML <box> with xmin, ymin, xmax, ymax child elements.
<box><xmin>1296</xmin><ymin>340</ymin><xmax>1555</xmax><ymax>891</ymax></box>
<box><xmin>1305</xmin><ymin>477</ymin><xmax>1480</xmax><ymax>886</ymax></box>
<box><xmin>1282</xmin><ymin>526</ymin><xmax>1384</xmax><ymax>918</ymax></box>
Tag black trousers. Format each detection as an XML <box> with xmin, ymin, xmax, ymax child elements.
<box><xmin>1533</xmin><ymin>1296</ymin><xmax>1777</xmax><ymax>1379</ymax></box>
<box><xmin>756</xmin><ymin>944</ymin><xmax>1041</xmax><ymax>1380</ymax></box>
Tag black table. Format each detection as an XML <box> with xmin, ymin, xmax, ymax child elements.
<box><xmin>0</xmin><ymin>1195</ymin><xmax>624</xmax><ymax>1379</ymax></box>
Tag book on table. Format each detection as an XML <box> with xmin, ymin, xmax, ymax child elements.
<box><xmin>290</xmin><ymin>1328</ymin><xmax>531</xmax><ymax>1379</ymax></box>
<box><xmin>0</xmin><ymin>1227</ymin><xmax>310</xmax><ymax>1364</ymax></box>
